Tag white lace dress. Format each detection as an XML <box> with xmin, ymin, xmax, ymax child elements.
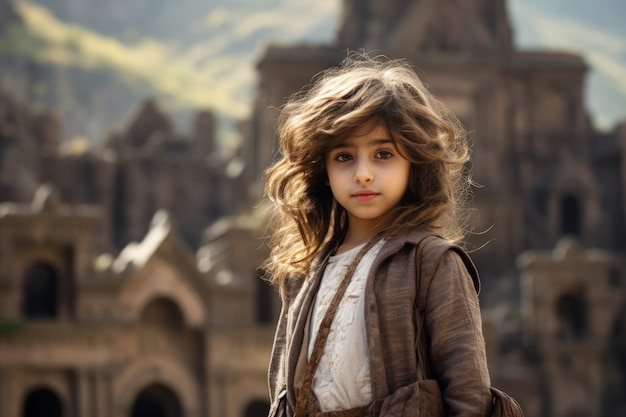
<box><xmin>307</xmin><ymin>240</ymin><xmax>385</xmax><ymax>412</ymax></box>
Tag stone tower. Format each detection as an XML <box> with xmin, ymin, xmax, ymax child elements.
<box><xmin>517</xmin><ymin>238</ymin><xmax>625</xmax><ymax>417</ymax></box>
<box><xmin>337</xmin><ymin>0</ymin><xmax>513</xmax><ymax>56</ymax></box>
<box><xmin>252</xmin><ymin>0</ymin><xmax>607</xmax><ymax>281</ymax></box>
<box><xmin>0</xmin><ymin>184</ymin><xmax>101</xmax><ymax>321</ymax></box>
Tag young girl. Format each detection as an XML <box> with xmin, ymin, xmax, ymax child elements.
<box><xmin>263</xmin><ymin>54</ymin><xmax>492</xmax><ymax>417</ymax></box>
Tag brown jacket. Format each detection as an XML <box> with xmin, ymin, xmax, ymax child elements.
<box><xmin>267</xmin><ymin>228</ymin><xmax>492</xmax><ymax>417</ymax></box>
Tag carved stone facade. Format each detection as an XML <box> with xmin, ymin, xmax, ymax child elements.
<box><xmin>0</xmin><ymin>1</ymin><xmax>625</xmax><ymax>417</ymax></box>
<box><xmin>0</xmin><ymin>81</ymin><xmax>276</xmax><ymax>416</ymax></box>
<box><xmin>0</xmin><ymin>187</ymin><xmax>277</xmax><ymax>417</ymax></box>
<box><xmin>247</xmin><ymin>0</ymin><xmax>626</xmax><ymax>416</ymax></box>
<box><xmin>517</xmin><ymin>239</ymin><xmax>625</xmax><ymax>417</ymax></box>
<box><xmin>252</xmin><ymin>0</ymin><xmax>611</xmax><ymax>279</ymax></box>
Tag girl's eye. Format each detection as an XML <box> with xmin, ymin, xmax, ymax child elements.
<box><xmin>335</xmin><ymin>153</ymin><xmax>352</xmax><ymax>162</ymax></box>
<box><xmin>375</xmin><ymin>150</ymin><xmax>393</xmax><ymax>159</ymax></box>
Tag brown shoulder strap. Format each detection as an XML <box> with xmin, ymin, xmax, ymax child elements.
<box><xmin>294</xmin><ymin>238</ymin><xmax>380</xmax><ymax>417</ymax></box>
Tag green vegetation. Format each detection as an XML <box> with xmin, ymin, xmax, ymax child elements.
<box><xmin>3</xmin><ymin>0</ymin><xmax>254</xmax><ymax>119</ymax></box>
<box><xmin>0</xmin><ymin>320</ymin><xmax>25</xmax><ymax>337</ymax></box>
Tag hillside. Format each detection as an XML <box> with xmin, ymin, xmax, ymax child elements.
<box><xmin>0</xmin><ymin>0</ymin><xmax>337</xmax><ymax>149</ymax></box>
<box><xmin>0</xmin><ymin>0</ymin><xmax>624</xmax><ymax>149</ymax></box>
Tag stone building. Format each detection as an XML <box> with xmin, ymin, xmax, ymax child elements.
<box><xmin>0</xmin><ymin>185</ymin><xmax>277</xmax><ymax>417</ymax></box>
<box><xmin>0</xmin><ymin>79</ymin><xmax>249</xmax><ymax>252</ymax></box>
<box><xmin>250</xmin><ymin>0</ymin><xmax>617</xmax><ymax>277</ymax></box>
<box><xmin>245</xmin><ymin>0</ymin><xmax>626</xmax><ymax>415</ymax></box>
<box><xmin>0</xmin><ymin>0</ymin><xmax>625</xmax><ymax>417</ymax></box>
<box><xmin>0</xmin><ymin>81</ymin><xmax>277</xmax><ymax>417</ymax></box>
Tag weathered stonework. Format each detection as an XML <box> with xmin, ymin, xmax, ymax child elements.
<box><xmin>0</xmin><ymin>1</ymin><xmax>624</xmax><ymax>416</ymax></box>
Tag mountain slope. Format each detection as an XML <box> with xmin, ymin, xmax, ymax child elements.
<box><xmin>0</xmin><ymin>0</ymin><xmax>623</xmax><ymax>148</ymax></box>
<box><xmin>0</xmin><ymin>0</ymin><xmax>337</xmax><ymax>147</ymax></box>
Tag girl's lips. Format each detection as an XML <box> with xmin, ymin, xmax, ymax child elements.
<box><xmin>352</xmin><ymin>191</ymin><xmax>378</xmax><ymax>202</ymax></box>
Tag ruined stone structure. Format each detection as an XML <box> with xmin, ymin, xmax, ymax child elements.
<box><xmin>0</xmin><ymin>83</ymin><xmax>276</xmax><ymax>417</ymax></box>
<box><xmin>0</xmin><ymin>81</ymin><xmax>249</xmax><ymax>251</ymax></box>
<box><xmin>247</xmin><ymin>0</ymin><xmax>626</xmax><ymax>415</ymax></box>
<box><xmin>517</xmin><ymin>239</ymin><xmax>625</xmax><ymax>417</ymax></box>
<box><xmin>0</xmin><ymin>184</ymin><xmax>277</xmax><ymax>417</ymax></box>
<box><xmin>252</xmin><ymin>0</ymin><xmax>617</xmax><ymax>277</ymax></box>
<box><xmin>0</xmin><ymin>0</ymin><xmax>625</xmax><ymax>416</ymax></box>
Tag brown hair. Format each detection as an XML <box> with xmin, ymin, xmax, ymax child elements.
<box><xmin>263</xmin><ymin>53</ymin><xmax>471</xmax><ymax>290</ymax></box>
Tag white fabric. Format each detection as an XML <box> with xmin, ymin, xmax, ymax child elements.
<box><xmin>308</xmin><ymin>240</ymin><xmax>385</xmax><ymax>412</ymax></box>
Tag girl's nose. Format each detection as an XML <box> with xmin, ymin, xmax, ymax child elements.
<box><xmin>353</xmin><ymin>160</ymin><xmax>374</xmax><ymax>184</ymax></box>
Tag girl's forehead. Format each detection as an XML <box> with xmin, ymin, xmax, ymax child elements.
<box><xmin>353</xmin><ymin>121</ymin><xmax>388</xmax><ymax>135</ymax></box>
<box><xmin>347</xmin><ymin>123</ymin><xmax>391</xmax><ymax>140</ymax></box>
<box><xmin>331</xmin><ymin>124</ymin><xmax>395</xmax><ymax>148</ymax></box>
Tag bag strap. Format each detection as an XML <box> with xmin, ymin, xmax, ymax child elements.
<box><xmin>294</xmin><ymin>238</ymin><xmax>380</xmax><ymax>417</ymax></box>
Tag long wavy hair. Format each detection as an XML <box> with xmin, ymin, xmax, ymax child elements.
<box><xmin>263</xmin><ymin>54</ymin><xmax>472</xmax><ymax>290</ymax></box>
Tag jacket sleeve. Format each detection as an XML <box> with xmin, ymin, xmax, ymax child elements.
<box><xmin>424</xmin><ymin>250</ymin><xmax>492</xmax><ymax>417</ymax></box>
<box><xmin>268</xmin><ymin>274</ymin><xmax>301</xmax><ymax>414</ymax></box>
<box><xmin>268</xmin><ymin>292</ymin><xmax>288</xmax><ymax>405</ymax></box>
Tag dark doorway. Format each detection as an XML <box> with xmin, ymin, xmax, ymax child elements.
<box><xmin>555</xmin><ymin>290</ymin><xmax>587</xmax><ymax>341</ymax></box>
<box><xmin>22</xmin><ymin>387</ymin><xmax>62</xmax><ymax>417</ymax></box>
<box><xmin>561</xmin><ymin>195</ymin><xmax>582</xmax><ymax>236</ymax></box>
<box><xmin>131</xmin><ymin>383</ymin><xmax>182</xmax><ymax>417</ymax></box>
<box><xmin>140</xmin><ymin>297</ymin><xmax>185</xmax><ymax>329</ymax></box>
<box><xmin>21</xmin><ymin>263</ymin><xmax>58</xmax><ymax>319</ymax></box>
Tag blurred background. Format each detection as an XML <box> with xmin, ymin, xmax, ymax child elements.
<box><xmin>0</xmin><ymin>0</ymin><xmax>624</xmax><ymax>417</ymax></box>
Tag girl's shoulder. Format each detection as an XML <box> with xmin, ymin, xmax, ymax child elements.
<box><xmin>384</xmin><ymin>227</ymin><xmax>480</xmax><ymax>294</ymax></box>
<box><xmin>381</xmin><ymin>227</ymin><xmax>446</xmax><ymax>254</ymax></box>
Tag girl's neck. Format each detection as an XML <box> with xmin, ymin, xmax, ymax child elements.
<box><xmin>336</xmin><ymin>229</ymin><xmax>379</xmax><ymax>255</ymax></box>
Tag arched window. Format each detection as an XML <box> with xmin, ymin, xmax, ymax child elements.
<box><xmin>561</xmin><ymin>195</ymin><xmax>582</xmax><ymax>237</ymax></box>
<box><xmin>22</xmin><ymin>387</ymin><xmax>62</xmax><ymax>417</ymax></box>
<box><xmin>244</xmin><ymin>399</ymin><xmax>270</xmax><ymax>417</ymax></box>
<box><xmin>555</xmin><ymin>290</ymin><xmax>587</xmax><ymax>341</ymax></box>
<box><xmin>131</xmin><ymin>384</ymin><xmax>182</xmax><ymax>417</ymax></box>
<box><xmin>21</xmin><ymin>263</ymin><xmax>58</xmax><ymax>319</ymax></box>
<box><xmin>140</xmin><ymin>297</ymin><xmax>184</xmax><ymax>329</ymax></box>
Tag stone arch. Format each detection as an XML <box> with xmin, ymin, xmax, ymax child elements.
<box><xmin>21</xmin><ymin>262</ymin><xmax>59</xmax><ymax>319</ymax></box>
<box><xmin>554</xmin><ymin>287</ymin><xmax>587</xmax><ymax>342</ymax></box>
<box><xmin>131</xmin><ymin>383</ymin><xmax>183</xmax><ymax>417</ymax></box>
<box><xmin>243</xmin><ymin>399</ymin><xmax>270</xmax><ymax>417</ymax></box>
<box><xmin>140</xmin><ymin>296</ymin><xmax>185</xmax><ymax>329</ymax></box>
<box><xmin>118</xmin><ymin>258</ymin><xmax>206</xmax><ymax>328</ymax></box>
<box><xmin>114</xmin><ymin>355</ymin><xmax>199</xmax><ymax>417</ymax></box>
<box><xmin>547</xmin><ymin>154</ymin><xmax>601</xmax><ymax>244</ymax></box>
<box><xmin>560</xmin><ymin>194</ymin><xmax>582</xmax><ymax>237</ymax></box>
<box><xmin>21</xmin><ymin>386</ymin><xmax>63</xmax><ymax>417</ymax></box>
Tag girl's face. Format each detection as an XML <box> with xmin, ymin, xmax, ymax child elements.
<box><xmin>326</xmin><ymin>123</ymin><xmax>410</xmax><ymax>238</ymax></box>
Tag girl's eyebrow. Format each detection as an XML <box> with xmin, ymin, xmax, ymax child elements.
<box><xmin>333</xmin><ymin>137</ymin><xmax>394</xmax><ymax>149</ymax></box>
<box><xmin>368</xmin><ymin>138</ymin><xmax>394</xmax><ymax>146</ymax></box>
